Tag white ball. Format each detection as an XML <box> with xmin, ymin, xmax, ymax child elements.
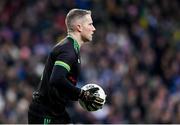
<box><xmin>79</xmin><ymin>84</ymin><xmax>106</xmax><ymax>111</ymax></box>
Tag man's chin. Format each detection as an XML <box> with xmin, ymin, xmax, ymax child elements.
<box><xmin>82</xmin><ymin>36</ymin><xmax>93</xmax><ymax>43</ymax></box>
<box><xmin>84</xmin><ymin>38</ymin><xmax>92</xmax><ymax>43</ymax></box>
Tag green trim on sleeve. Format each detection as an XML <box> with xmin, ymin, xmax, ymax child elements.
<box><xmin>55</xmin><ymin>61</ymin><xmax>71</xmax><ymax>72</ymax></box>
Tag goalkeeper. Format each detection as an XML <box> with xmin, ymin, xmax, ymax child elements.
<box><xmin>28</xmin><ymin>9</ymin><xmax>104</xmax><ymax>124</ymax></box>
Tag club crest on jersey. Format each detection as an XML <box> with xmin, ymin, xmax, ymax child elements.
<box><xmin>78</xmin><ymin>59</ymin><xmax>80</xmax><ymax>63</ymax></box>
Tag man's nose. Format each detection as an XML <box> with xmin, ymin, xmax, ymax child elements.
<box><xmin>92</xmin><ymin>25</ymin><xmax>96</xmax><ymax>31</ymax></box>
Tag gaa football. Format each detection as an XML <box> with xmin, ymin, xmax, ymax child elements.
<box><xmin>79</xmin><ymin>83</ymin><xmax>106</xmax><ymax>111</ymax></box>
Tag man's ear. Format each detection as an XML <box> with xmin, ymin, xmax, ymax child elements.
<box><xmin>76</xmin><ymin>24</ymin><xmax>82</xmax><ymax>32</ymax></box>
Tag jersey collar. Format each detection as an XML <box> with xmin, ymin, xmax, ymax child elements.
<box><xmin>67</xmin><ymin>35</ymin><xmax>80</xmax><ymax>52</ymax></box>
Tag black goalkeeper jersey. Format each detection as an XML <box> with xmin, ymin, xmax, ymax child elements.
<box><xmin>30</xmin><ymin>35</ymin><xmax>82</xmax><ymax>116</ymax></box>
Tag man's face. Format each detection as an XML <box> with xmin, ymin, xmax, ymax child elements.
<box><xmin>80</xmin><ymin>14</ymin><xmax>96</xmax><ymax>42</ymax></box>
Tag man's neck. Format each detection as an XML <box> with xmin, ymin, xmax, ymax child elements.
<box><xmin>68</xmin><ymin>33</ymin><xmax>83</xmax><ymax>48</ymax></box>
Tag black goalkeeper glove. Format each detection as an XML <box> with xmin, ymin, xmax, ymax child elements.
<box><xmin>79</xmin><ymin>87</ymin><xmax>104</xmax><ymax>107</ymax></box>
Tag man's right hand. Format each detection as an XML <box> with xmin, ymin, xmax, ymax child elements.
<box><xmin>79</xmin><ymin>87</ymin><xmax>104</xmax><ymax>106</ymax></box>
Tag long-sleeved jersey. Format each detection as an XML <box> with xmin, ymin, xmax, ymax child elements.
<box><xmin>30</xmin><ymin>35</ymin><xmax>82</xmax><ymax>116</ymax></box>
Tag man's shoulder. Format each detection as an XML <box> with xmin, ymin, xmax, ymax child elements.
<box><xmin>52</xmin><ymin>38</ymin><xmax>70</xmax><ymax>50</ymax></box>
<box><xmin>50</xmin><ymin>37</ymin><xmax>74</xmax><ymax>56</ymax></box>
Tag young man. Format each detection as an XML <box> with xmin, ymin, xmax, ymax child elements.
<box><xmin>28</xmin><ymin>9</ymin><xmax>104</xmax><ymax>124</ymax></box>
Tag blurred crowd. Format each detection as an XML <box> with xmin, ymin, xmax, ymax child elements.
<box><xmin>0</xmin><ymin>0</ymin><xmax>180</xmax><ymax>123</ymax></box>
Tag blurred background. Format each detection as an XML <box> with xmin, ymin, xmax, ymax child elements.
<box><xmin>0</xmin><ymin>0</ymin><xmax>180</xmax><ymax>123</ymax></box>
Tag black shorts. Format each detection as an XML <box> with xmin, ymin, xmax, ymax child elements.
<box><xmin>28</xmin><ymin>102</ymin><xmax>71</xmax><ymax>124</ymax></box>
<box><xmin>28</xmin><ymin>111</ymin><xmax>71</xmax><ymax>124</ymax></box>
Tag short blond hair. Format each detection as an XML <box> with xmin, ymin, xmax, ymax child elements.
<box><xmin>65</xmin><ymin>9</ymin><xmax>91</xmax><ymax>33</ymax></box>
